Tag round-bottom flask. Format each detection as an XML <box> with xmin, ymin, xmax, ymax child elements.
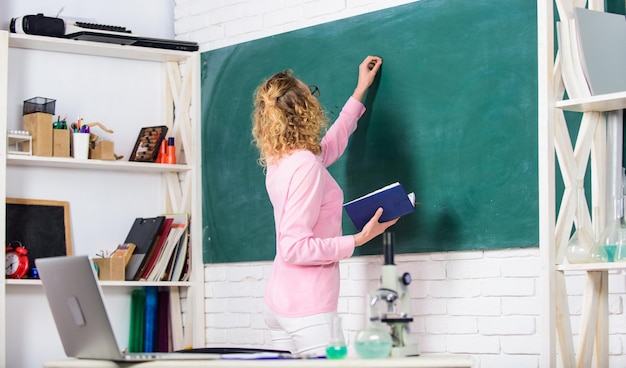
<box><xmin>354</xmin><ymin>322</ymin><xmax>392</xmax><ymax>359</ymax></box>
<box><xmin>355</xmin><ymin>293</ymin><xmax>392</xmax><ymax>359</ymax></box>
<box><xmin>566</xmin><ymin>229</ymin><xmax>594</xmax><ymax>263</ymax></box>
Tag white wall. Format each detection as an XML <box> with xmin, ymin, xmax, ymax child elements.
<box><xmin>0</xmin><ymin>0</ymin><xmax>175</xmax><ymax>39</ymax></box>
<box><xmin>3</xmin><ymin>1</ymin><xmax>175</xmax><ymax>368</ymax></box>
<box><xmin>173</xmin><ymin>1</ymin><xmax>626</xmax><ymax>367</ymax></box>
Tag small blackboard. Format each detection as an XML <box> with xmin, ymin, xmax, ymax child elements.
<box><xmin>6</xmin><ymin>198</ymin><xmax>72</xmax><ymax>275</ymax></box>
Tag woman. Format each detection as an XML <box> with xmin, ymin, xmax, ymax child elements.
<box><xmin>252</xmin><ymin>55</ymin><xmax>398</xmax><ymax>355</ymax></box>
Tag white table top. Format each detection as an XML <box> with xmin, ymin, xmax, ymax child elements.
<box><xmin>44</xmin><ymin>355</ymin><xmax>475</xmax><ymax>368</ymax></box>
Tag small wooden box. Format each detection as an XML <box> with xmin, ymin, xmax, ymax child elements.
<box><xmin>92</xmin><ymin>257</ymin><xmax>125</xmax><ymax>281</ymax></box>
<box><xmin>23</xmin><ymin>113</ymin><xmax>53</xmax><ymax>157</ymax></box>
<box><xmin>90</xmin><ymin>140</ymin><xmax>115</xmax><ymax>160</ymax></box>
<box><xmin>53</xmin><ymin>129</ymin><xmax>71</xmax><ymax>158</ymax></box>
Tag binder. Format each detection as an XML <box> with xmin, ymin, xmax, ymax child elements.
<box><xmin>135</xmin><ymin>218</ymin><xmax>174</xmax><ymax>280</ymax></box>
<box><xmin>147</xmin><ymin>216</ymin><xmax>187</xmax><ymax>281</ymax></box>
<box><xmin>128</xmin><ymin>289</ymin><xmax>146</xmax><ymax>353</ymax></box>
<box><xmin>144</xmin><ymin>286</ymin><xmax>158</xmax><ymax>353</ymax></box>
<box><xmin>168</xmin><ymin>227</ymin><xmax>189</xmax><ymax>282</ymax></box>
<box><xmin>123</xmin><ymin>216</ymin><xmax>165</xmax><ymax>281</ymax></box>
<box><xmin>156</xmin><ymin>289</ymin><xmax>170</xmax><ymax>352</ymax></box>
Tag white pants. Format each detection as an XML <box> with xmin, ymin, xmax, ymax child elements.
<box><xmin>264</xmin><ymin>307</ymin><xmax>336</xmax><ymax>355</ymax></box>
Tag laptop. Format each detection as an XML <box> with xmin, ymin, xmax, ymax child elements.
<box><xmin>36</xmin><ymin>255</ymin><xmax>221</xmax><ymax>362</ymax></box>
<box><xmin>61</xmin><ymin>31</ymin><xmax>199</xmax><ymax>52</ymax></box>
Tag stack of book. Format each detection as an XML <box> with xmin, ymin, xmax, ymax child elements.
<box><xmin>129</xmin><ymin>286</ymin><xmax>185</xmax><ymax>353</ymax></box>
<box><xmin>123</xmin><ymin>214</ymin><xmax>191</xmax><ymax>282</ymax></box>
<box><xmin>123</xmin><ymin>214</ymin><xmax>191</xmax><ymax>353</ymax></box>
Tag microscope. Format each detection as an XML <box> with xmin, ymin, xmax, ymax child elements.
<box><xmin>370</xmin><ymin>232</ymin><xmax>420</xmax><ymax>357</ymax></box>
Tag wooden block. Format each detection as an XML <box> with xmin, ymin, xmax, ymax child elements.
<box><xmin>90</xmin><ymin>140</ymin><xmax>115</xmax><ymax>160</ymax></box>
<box><xmin>92</xmin><ymin>257</ymin><xmax>125</xmax><ymax>281</ymax></box>
<box><xmin>53</xmin><ymin>129</ymin><xmax>70</xmax><ymax>158</ymax></box>
<box><xmin>23</xmin><ymin>112</ymin><xmax>53</xmax><ymax>157</ymax></box>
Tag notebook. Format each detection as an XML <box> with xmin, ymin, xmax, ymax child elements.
<box><xmin>35</xmin><ymin>255</ymin><xmax>220</xmax><ymax>362</ymax></box>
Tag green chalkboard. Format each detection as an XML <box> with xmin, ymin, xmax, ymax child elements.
<box><xmin>201</xmin><ymin>0</ymin><xmax>538</xmax><ymax>264</ymax></box>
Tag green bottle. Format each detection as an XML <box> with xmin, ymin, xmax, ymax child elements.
<box><xmin>326</xmin><ymin>315</ymin><xmax>347</xmax><ymax>359</ymax></box>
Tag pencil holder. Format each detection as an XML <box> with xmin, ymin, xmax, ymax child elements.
<box><xmin>72</xmin><ymin>132</ymin><xmax>90</xmax><ymax>160</ymax></box>
<box><xmin>92</xmin><ymin>257</ymin><xmax>125</xmax><ymax>281</ymax></box>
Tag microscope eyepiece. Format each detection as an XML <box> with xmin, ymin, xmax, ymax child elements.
<box><xmin>383</xmin><ymin>231</ymin><xmax>395</xmax><ymax>265</ymax></box>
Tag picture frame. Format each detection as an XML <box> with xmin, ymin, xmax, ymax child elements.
<box><xmin>6</xmin><ymin>198</ymin><xmax>73</xmax><ymax>275</ymax></box>
<box><xmin>129</xmin><ymin>125</ymin><xmax>168</xmax><ymax>162</ymax></box>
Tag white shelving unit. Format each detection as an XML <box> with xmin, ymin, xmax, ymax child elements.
<box><xmin>0</xmin><ymin>31</ymin><xmax>205</xmax><ymax>367</ymax></box>
<box><xmin>538</xmin><ymin>1</ymin><xmax>626</xmax><ymax>366</ymax></box>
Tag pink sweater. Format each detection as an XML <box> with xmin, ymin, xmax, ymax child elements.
<box><xmin>264</xmin><ymin>97</ymin><xmax>366</xmax><ymax>317</ymax></box>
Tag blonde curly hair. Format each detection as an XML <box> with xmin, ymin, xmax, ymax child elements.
<box><xmin>252</xmin><ymin>70</ymin><xmax>329</xmax><ymax>167</ymax></box>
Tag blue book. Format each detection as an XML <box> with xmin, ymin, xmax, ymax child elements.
<box><xmin>143</xmin><ymin>286</ymin><xmax>158</xmax><ymax>353</ymax></box>
<box><xmin>343</xmin><ymin>182</ymin><xmax>416</xmax><ymax>231</ymax></box>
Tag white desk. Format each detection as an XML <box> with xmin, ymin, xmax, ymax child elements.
<box><xmin>44</xmin><ymin>355</ymin><xmax>475</xmax><ymax>368</ymax></box>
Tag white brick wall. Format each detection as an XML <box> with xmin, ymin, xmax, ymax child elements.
<box><xmin>202</xmin><ymin>249</ymin><xmax>626</xmax><ymax>367</ymax></box>
<box><xmin>175</xmin><ymin>0</ymin><xmax>626</xmax><ymax>366</ymax></box>
<box><xmin>174</xmin><ymin>0</ymin><xmax>418</xmax><ymax>50</ymax></box>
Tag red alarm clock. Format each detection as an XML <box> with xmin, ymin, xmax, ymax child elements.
<box><xmin>5</xmin><ymin>241</ymin><xmax>29</xmax><ymax>279</ymax></box>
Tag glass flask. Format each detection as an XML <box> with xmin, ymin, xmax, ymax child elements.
<box><xmin>615</xmin><ymin>195</ymin><xmax>626</xmax><ymax>262</ymax></box>
<box><xmin>593</xmin><ymin>197</ymin><xmax>623</xmax><ymax>262</ymax></box>
<box><xmin>588</xmin><ymin>244</ymin><xmax>609</xmax><ymax>263</ymax></box>
<box><xmin>566</xmin><ymin>186</ymin><xmax>594</xmax><ymax>264</ymax></box>
<box><xmin>354</xmin><ymin>293</ymin><xmax>393</xmax><ymax>359</ymax></box>
<box><xmin>325</xmin><ymin>315</ymin><xmax>347</xmax><ymax>359</ymax></box>
<box><xmin>615</xmin><ymin>238</ymin><xmax>626</xmax><ymax>262</ymax></box>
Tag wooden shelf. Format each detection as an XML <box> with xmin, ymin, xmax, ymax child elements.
<box><xmin>5</xmin><ymin>279</ymin><xmax>192</xmax><ymax>287</ymax></box>
<box><xmin>99</xmin><ymin>280</ymin><xmax>193</xmax><ymax>287</ymax></box>
<box><xmin>7</xmin><ymin>154</ymin><xmax>191</xmax><ymax>173</ymax></box>
<box><xmin>8</xmin><ymin>33</ymin><xmax>193</xmax><ymax>62</ymax></box>
<box><xmin>1</xmin><ymin>29</ymin><xmax>205</xmax><ymax>366</ymax></box>
<box><xmin>539</xmin><ymin>3</ymin><xmax>626</xmax><ymax>366</ymax></box>
<box><xmin>555</xmin><ymin>91</ymin><xmax>626</xmax><ymax>112</ymax></box>
<box><xmin>557</xmin><ymin>262</ymin><xmax>626</xmax><ymax>272</ymax></box>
